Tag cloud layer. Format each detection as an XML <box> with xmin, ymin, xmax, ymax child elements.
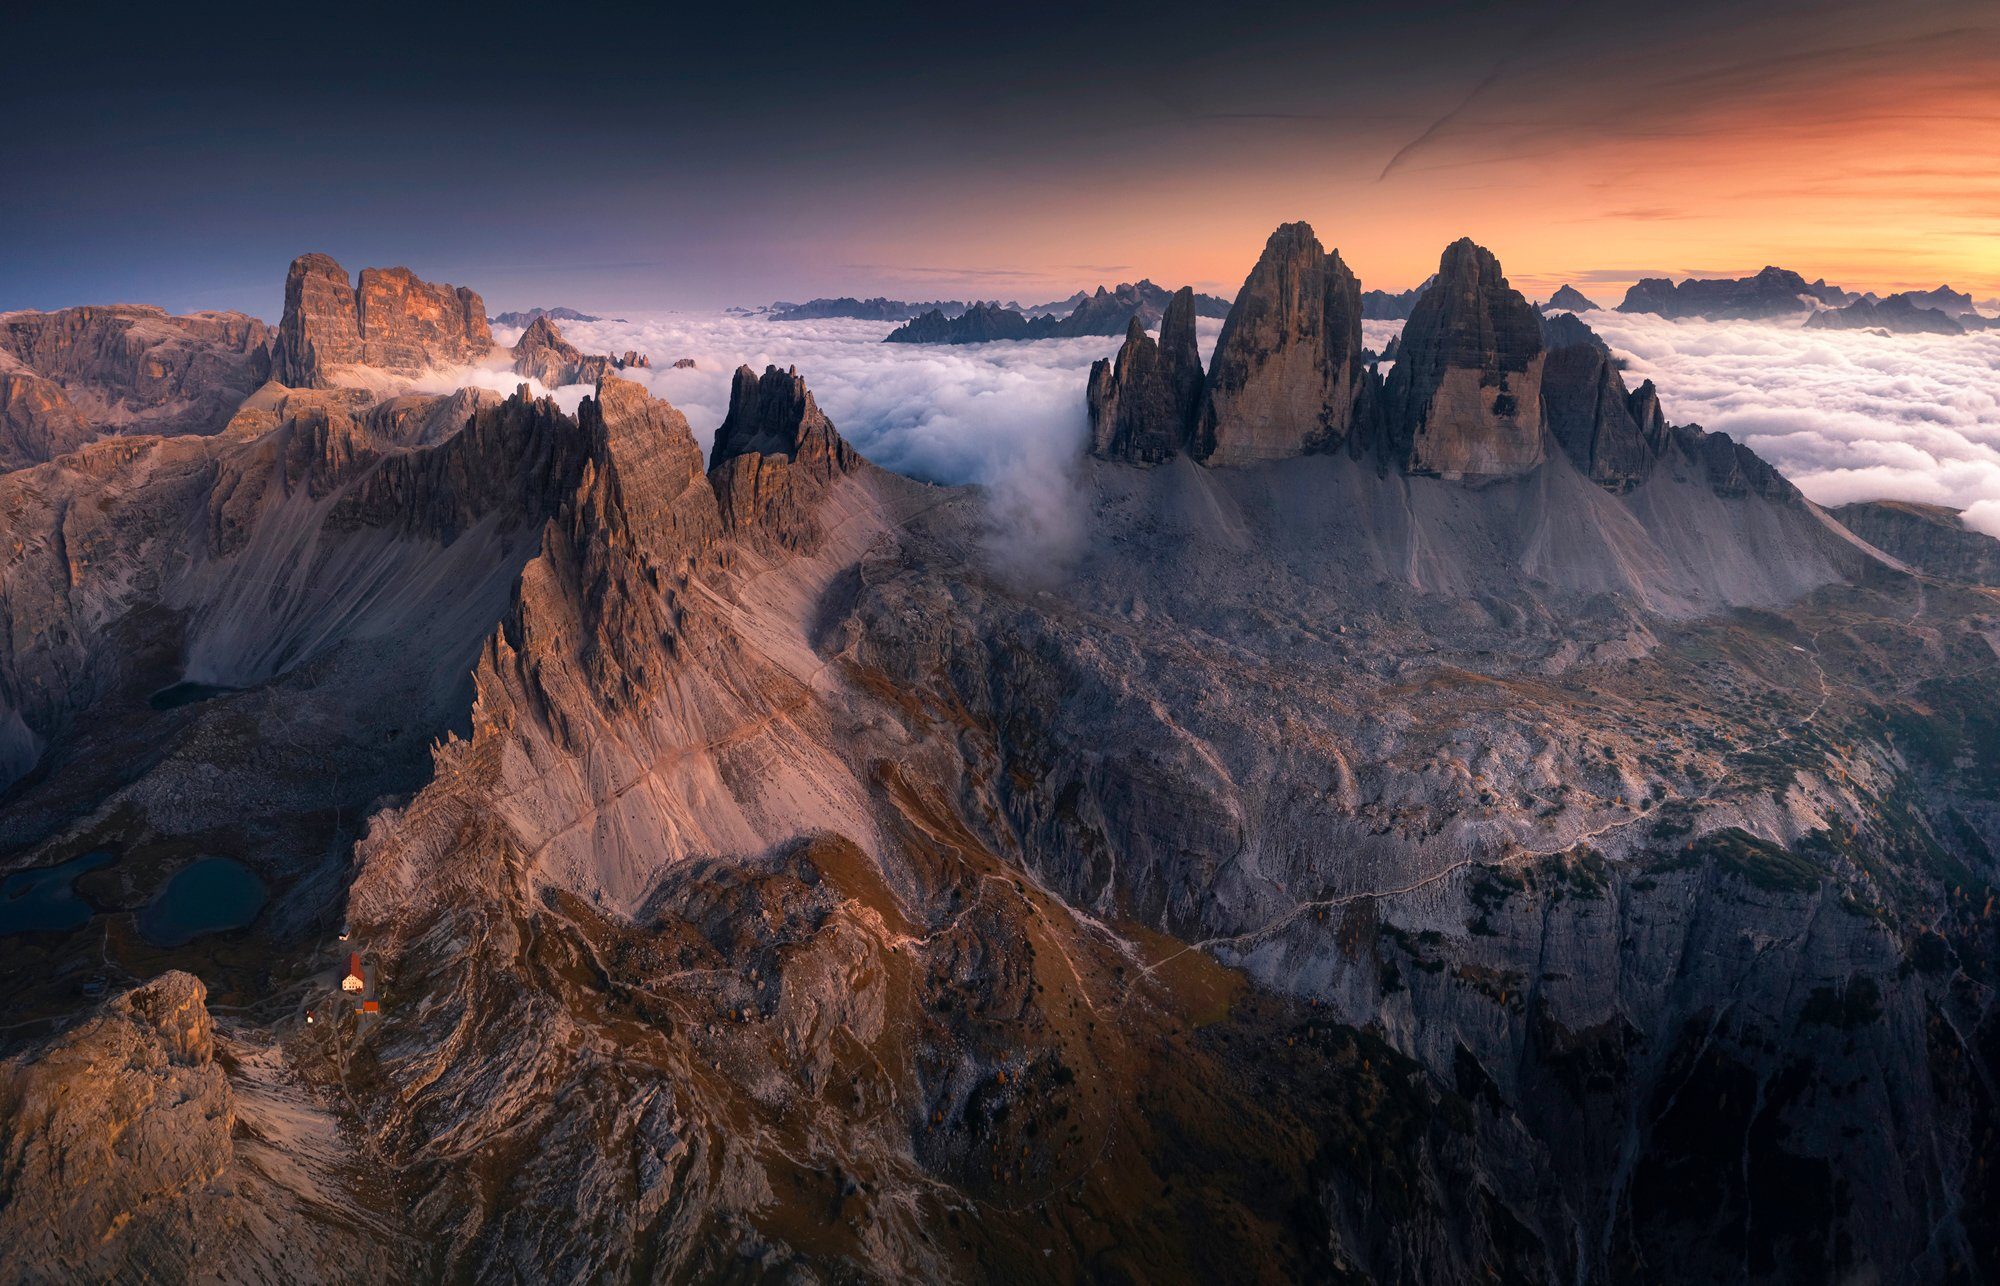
<box><xmin>499</xmin><ymin>308</ymin><xmax>2000</xmax><ymax>547</ymax></box>
<box><xmin>495</xmin><ymin>314</ymin><xmax>1223</xmax><ymax>574</ymax></box>
<box><xmin>1576</xmin><ymin>310</ymin><xmax>2000</xmax><ymax>535</ymax></box>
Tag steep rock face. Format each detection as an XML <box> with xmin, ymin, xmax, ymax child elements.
<box><xmin>0</xmin><ymin>370</ymin><xmax>91</xmax><ymax>468</ymax></box>
<box><xmin>1831</xmin><ymin>500</ymin><xmax>2000</xmax><ymax>585</ymax></box>
<box><xmin>1385</xmin><ymin>238</ymin><xmax>1546</xmax><ymax>478</ymax></box>
<box><xmin>272</xmin><ymin>253</ymin><xmax>493</xmax><ymax>388</ymax></box>
<box><xmin>1086</xmin><ymin>289</ymin><xmax>1203</xmax><ymax>462</ymax></box>
<box><xmin>1667</xmin><ymin>423</ymin><xmax>1798</xmax><ymax>501</ymax></box>
<box><xmin>0</xmin><ymin>305</ymin><xmax>273</xmax><ymax>440</ymax></box>
<box><xmin>1541</xmin><ymin>314</ymin><xmax>1661</xmax><ymax>490</ymax></box>
<box><xmin>1542</xmin><ymin>284</ymin><xmax>1600</xmax><ymax>312</ymax></box>
<box><xmin>354</xmin><ymin>266</ymin><xmax>493</xmax><ymax>371</ymax></box>
<box><xmin>271</xmin><ymin>253</ymin><xmax>362</xmax><ymax>385</ymax></box>
<box><xmin>1196</xmin><ymin>221</ymin><xmax>1364</xmax><ymax>464</ymax></box>
<box><xmin>510</xmin><ymin>314</ymin><xmax>588</xmax><ymax>385</ymax></box>
<box><xmin>0</xmin><ymin>382</ymin><xmax>589</xmax><ymax>794</ymax></box>
<box><xmin>0</xmin><ymin>973</ymin><xmax>398</xmax><ymax>1283</ymax></box>
<box><xmin>708</xmin><ymin>364</ymin><xmax>861</xmax><ymax>552</ymax></box>
<box><xmin>1618</xmin><ymin>266</ymin><xmax>1818</xmax><ymax>320</ymax></box>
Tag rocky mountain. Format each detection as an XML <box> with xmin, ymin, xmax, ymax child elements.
<box><xmin>885</xmin><ymin>280</ymin><xmax>1232</xmax><ymax>345</ymax></box>
<box><xmin>491</xmin><ymin>305</ymin><xmax>616</xmax><ymax>327</ymax></box>
<box><xmin>1027</xmin><ymin>279</ymin><xmax>1231</xmax><ymax>321</ymax></box>
<box><xmin>1541</xmin><ymin>283</ymin><xmax>1600</xmax><ymax>312</ymax></box>
<box><xmin>1195</xmin><ymin>222</ymin><xmax>1365</xmax><ymax>463</ymax></box>
<box><xmin>1086</xmin><ymin>290</ymin><xmax>1204</xmax><ymax>462</ymax></box>
<box><xmin>509</xmin><ymin>315</ymin><xmax>650</xmax><ymax>386</ymax></box>
<box><xmin>0</xmin><ymin>305</ymin><xmax>273</xmax><ymax>464</ymax></box>
<box><xmin>1618</xmin><ymin>266</ymin><xmax>1827</xmax><ymax>320</ymax></box>
<box><xmin>1383</xmin><ymin>238</ymin><xmax>1547</xmax><ymax>477</ymax></box>
<box><xmin>1360</xmin><ymin>277</ymin><xmax>1434</xmax><ymax>320</ymax></box>
<box><xmin>2</xmin><ymin>235</ymin><xmax>1997</xmax><ymax>1284</ymax></box>
<box><xmin>1890</xmin><ymin>285</ymin><xmax>1979</xmax><ymax>318</ymax></box>
<box><xmin>1806</xmin><ymin>295</ymin><xmax>1967</xmax><ymax>335</ymax></box>
<box><xmin>774</xmin><ymin>296</ymin><xmax>976</xmax><ymax>322</ymax></box>
<box><xmin>1831</xmin><ymin>500</ymin><xmax>2000</xmax><ymax>585</ymax></box>
<box><xmin>1541</xmin><ymin>315</ymin><xmax>1663</xmax><ymax>490</ymax></box>
<box><xmin>271</xmin><ymin>253</ymin><xmax>493</xmax><ymax>388</ymax></box>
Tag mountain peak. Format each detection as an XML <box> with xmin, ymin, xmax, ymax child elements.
<box><xmin>1384</xmin><ymin>238</ymin><xmax>1545</xmax><ymax>478</ymax></box>
<box><xmin>1195</xmin><ymin>221</ymin><xmax>1364</xmax><ymax>464</ymax></box>
<box><xmin>272</xmin><ymin>252</ymin><xmax>493</xmax><ymax>388</ymax></box>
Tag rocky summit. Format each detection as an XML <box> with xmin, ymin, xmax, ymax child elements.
<box><xmin>0</xmin><ymin>233</ymin><xmax>1997</xmax><ymax>1286</ymax></box>
<box><xmin>1617</xmin><ymin>265</ymin><xmax>1824</xmax><ymax>320</ymax></box>
<box><xmin>272</xmin><ymin>253</ymin><xmax>494</xmax><ymax>387</ymax></box>
<box><xmin>1384</xmin><ymin>237</ymin><xmax>1546</xmax><ymax>477</ymax></box>
<box><xmin>1192</xmin><ymin>222</ymin><xmax>1365</xmax><ymax>464</ymax></box>
<box><xmin>1086</xmin><ymin>289</ymin><xmax>1204</xmax><ymax>462</ymax></box>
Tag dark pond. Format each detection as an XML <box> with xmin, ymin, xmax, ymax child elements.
<box><xmin>149</xmin><ymin>681</ymin><xmax>242</xmax><ymax>710</ymax></box>
<box><xmin>0</xmin><ymin>850</ymin><xmax>114</xmax><ymax>934</ymax></box>
<box><xmin>138</xmin><ymin>857</ymin><xmax>268</xmax><ymax>947</ymax></box>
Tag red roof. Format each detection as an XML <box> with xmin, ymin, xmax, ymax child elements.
<box><xmin>362</xmin><ymin>1000</ymin><xmax>379</xmax><ymax>1013</ymax></box>
<box><xmin>346</xmin><ymin>952</ymin><xmax>362</xmax><ymax>977</ymax></box>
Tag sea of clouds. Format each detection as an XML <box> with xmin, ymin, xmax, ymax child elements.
<box><xmin>480</xmin><ymin>306</ymin><xmax>2000</xmax><ymax>544</ymax></box>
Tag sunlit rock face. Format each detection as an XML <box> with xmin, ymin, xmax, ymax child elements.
<box><xmin>272</xmin><ymin>253</ymin><xmax>492</xmax><ymax>388</ymax></box>
<box><xmin>0</xmin><ymin>304</ymin><xmax>273</xmax><ymax>450</ymax></box>
<box><xmin>1195</xmin><ymin>221</ymin><xmax>1366</xmax><ymax>464</ymax></box>
<box><xmin>1385</xmin><ymin>237</ymin><xmax>1546</xmax><ymax>479</ymax></box>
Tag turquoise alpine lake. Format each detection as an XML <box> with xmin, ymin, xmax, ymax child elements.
<box><xmin>0</xmin><ymin>851</ymin><xmax>113</xmax><ymax>935</ymax></box>
<box><xmin>138</xmin><ymin>857</ymin><xmax>268</xmax><ymax>947</ymax></box>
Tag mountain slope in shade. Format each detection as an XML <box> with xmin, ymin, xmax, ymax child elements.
<box><xmin>1831</xmin><ymin>500</ymin><xmax>2000</xmax><ymax>585</ymax></box>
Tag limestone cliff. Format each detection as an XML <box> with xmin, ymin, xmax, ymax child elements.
<box><xmin>272</xmin><ymin>253</ymin><xmax>493</xmax><ymax>388</ymax></box>
<box><xmin>510</xmin><ymin>315</ymin><xmax>647</xmax><ymax>386</ymax></box>
<box><xmin>1195</xmin><ymin>221</ymin><xmax>1364</xmax><ymax>464</ymax></box>
<box><xmin>1385</xmin><ymin>238</ymin><xmax>1546</xmax><ymax>478</ymax></box>
<box><xmin>1086</xmin><ymin>288</ymin><xmax>1203</xmax><ymax>462</ymax></box>
<box><xmin>1540</xmin><ymin>313</ymin><xmax>1661</xmax><ymax>490</ymax></box>
<box><xmin>0</xmin><ymin>973</ymin><xmax>401</xmax><ymax>1283</ymax></box>
<box><xmin>0</xmin><ymin>304</ymin><xmax>273</xmax><ymax>445</ymax></box>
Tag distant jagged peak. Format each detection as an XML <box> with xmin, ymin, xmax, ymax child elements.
<box><xmin>492</xmin><ymin>305</ymin><xmax>613</xmax><ymax>328</ymax></box>
<box><xmin>1616</xmin><ymin>265</ymin><xmax>1830</xmax><ymax>320</ymax></box>
<box><xmin>1542</xmin><ymin>284</ymin><xmax>1600</xmax><ymax>313</ymax></box>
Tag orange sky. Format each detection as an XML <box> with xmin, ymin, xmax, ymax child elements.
<box><xmin>815</xmin><ymin>8</ymin><xmax>2000</xmax><ymax>309</ymax></box>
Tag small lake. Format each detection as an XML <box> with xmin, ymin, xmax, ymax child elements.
<box><xmin>138</xmin><ymin>857</ymin><xmax>268</xmax><ymax>947</ymax></box>
<box><xmin>149</xmin><ymin>681</ymin><xmax>242</xmax><ymax>710</ymax></box>
<box><xmin>0</xmin><ymin>850</ymin><xmax>113</xmax><ymax>935</ymax></box>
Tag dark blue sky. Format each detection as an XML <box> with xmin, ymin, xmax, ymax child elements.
<box><xmin>6</xmin><ymin>1</ymin><xmax>1997</xmax><ymax>318</ymax></box>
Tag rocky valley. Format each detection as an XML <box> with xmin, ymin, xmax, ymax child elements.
<box><xmin>0</xmin><ymin>226</ymin><xmax>1996</xmax><ymax>1286</ymax></box>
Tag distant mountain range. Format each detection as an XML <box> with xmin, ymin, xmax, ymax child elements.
<box><xmin>780</xmin><ymin>280</ymin><xmax>1229</xmax><ymax>330</ymax></box>
<box><xmin>772</xmin><ymin>297</ymin><xmax>989</xmax><ymax>322</ymax></box>
<box><xmin>490</xmin><ymin>306</ymin><xmax>622</xmax><ymax>327</ymax></box>
<box><xmin>1616</xmin><ymin>268</ymin><xmax>1994</xmax><ymax>331</ymax></box>
<box><xmin>883</xmin><ymin>281</ymin><xmax>1225</xmax><ymax>345</ymax></box>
